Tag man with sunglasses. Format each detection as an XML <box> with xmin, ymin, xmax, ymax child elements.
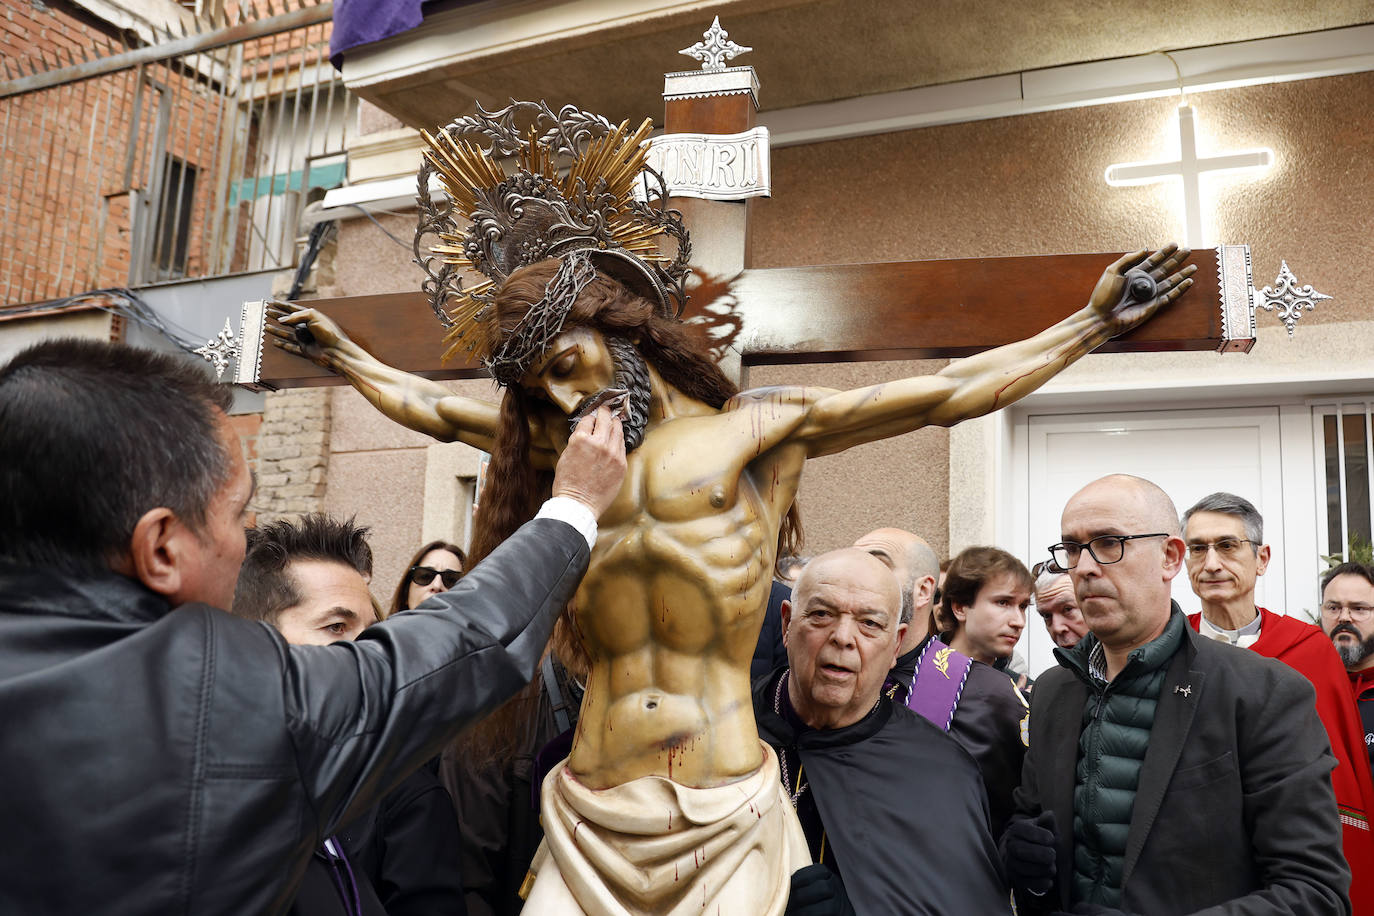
<box><xmin>1181</xmin><ymin>493</ymin><xmax>1374</xmax><ymax>911</ymax></box>
<box><xmin>1003</xmin><ymin>474</ymin><xmax>1349</xmax><ymax>915</ymax></box>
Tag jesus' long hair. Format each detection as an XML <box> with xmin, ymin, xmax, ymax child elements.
<box><xmin>449</xmin><ymin>258</ymin><xmax>802</xmax><ymax>767</ymax></box>
<box><xmin>468</xmin><ymin>257</ymin><xmax>802</xmax><ymax>568</ymax></box>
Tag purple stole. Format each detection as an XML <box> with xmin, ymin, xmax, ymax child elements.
<box><xmin>904</xmin><ymin>639</ymin><xmax>974</xmax><ymax>732</ymax></box>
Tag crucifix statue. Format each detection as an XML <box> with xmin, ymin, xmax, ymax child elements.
<box><xmin>239</xmin><ymin>17</ymin><xmax>1236</xmax><ymax>916</ymax></box>
<box><xmin>265</xmin><ymin>73</ymin><xmax>1196</xmax><ymax>913</ymax></box>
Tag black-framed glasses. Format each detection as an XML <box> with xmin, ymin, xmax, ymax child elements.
<box><xmin>1047</xmin><ymin>533</ymin><xmax>1169</xmax><ymax>570</ymax></box>
<box><xmin>1183</xmin><ymin>538</ymin><xmax>1255</xmax><ymax>561</ymax></box>
<box><xmin>409</xmin><ymin>566</ymin><xmax>462</xmax><ymax>589</ymax></box>
<box><xmin>1031</xmin><ymin>559</ymin><xmax>1066</xmax><ymax>577</ymax></box>
<box><xmin>1321</xmin><ymin>601</ymin><xmax>1374</xmax><ymax>622</ymax></box>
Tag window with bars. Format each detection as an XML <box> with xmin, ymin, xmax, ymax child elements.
<box><xmin>152</xmin><ymin>155</ymin><xmax>198</xmax><ymax>279</ymax></box>
<box><xmin>1316</xmin><ymin>401</ymin><xmax>1374</xmax><ymax>560</ymax></box>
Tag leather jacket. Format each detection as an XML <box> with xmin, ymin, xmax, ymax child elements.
<box><xmin>0</xmin><ymin>518</ymin><xmax>587</xmax><ymax>915</ymax></box>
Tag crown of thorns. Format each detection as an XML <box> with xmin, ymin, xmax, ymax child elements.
<box><xmin>412</xmin><ymin>100</ymin><xmax>692</xmax><ymax>384</ymax></box>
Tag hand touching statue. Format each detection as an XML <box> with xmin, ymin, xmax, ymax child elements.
<box><xmin>552</xmin><ymin>406</ymin><xmax>627</xmax><ymax>519</ymax></box>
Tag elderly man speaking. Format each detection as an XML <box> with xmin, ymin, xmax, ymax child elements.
<box><xmin>753</xmin><ymin>548</ymin><xmax>1009</xmax><ymax>916</ymax></box>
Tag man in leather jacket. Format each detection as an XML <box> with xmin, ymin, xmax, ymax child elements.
<box><xmin>0</xmin><ymin>339</ymin><xmax>625</xmax><ymax>915</ymax></box>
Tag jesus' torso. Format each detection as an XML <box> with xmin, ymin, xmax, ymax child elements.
<box><xmin>563</xmin><ymin>386</ymin><xmax>812</xmax><ymax>789</ymax></box>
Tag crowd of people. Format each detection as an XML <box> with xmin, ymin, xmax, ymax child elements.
<box><xmin>2</xmin><ymin>336</ymin><xmax>1370</xmax><ymax>915</ymax></box>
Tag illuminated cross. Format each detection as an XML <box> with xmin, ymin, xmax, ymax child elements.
<box><xmin>1106</xmin><ymin>104</ymin><xmax>1272</xmax><ymax>248</ymax></box>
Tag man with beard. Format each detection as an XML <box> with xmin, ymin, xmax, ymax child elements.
<box><xmin>271</xmin><ymin>104</ymin><xmax>1195</xmax><ymax>914</ymax></box>
<box><xmin>1181</xmin><ymin>492</ymin><xmax>1374</xmax><ymax>912</ymax></box>
<box><xmin>1321</xmin><ymin>561</ymin><xmax>1374</xmax><ymax>783</ymax></box>
<box><xmin>754</xmin><ymin>548</ymin><xmax>1011</xmax><ymax>915</ymax></box>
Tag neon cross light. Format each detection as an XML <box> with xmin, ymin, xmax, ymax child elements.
<box><xmin>1106</xmin><ymin>104</ymin><xmax>1273</xmax><ymax>248</ymax></box>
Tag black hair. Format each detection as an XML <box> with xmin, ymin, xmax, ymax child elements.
<box><xmin>0</xmin><ymin>338</ymin><xmax>234</xmax><ymax>573</ymax></box>
<box><xmin>1322</xmin><ymin>561</ymin><xmax>1374</xmax><ymax>595</ymax></box>
<box><xmin>232</xmin><ymin>514</ymin><xmax>373</xmax><ymax>624</ymax></box>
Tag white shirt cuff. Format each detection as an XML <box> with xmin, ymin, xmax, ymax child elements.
<box><xmin>535</xmin><ymin>496</ymin><xmax>598</xmax><ymax>550</ymax></box>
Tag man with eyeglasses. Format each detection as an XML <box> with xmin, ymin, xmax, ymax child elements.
<box><xmin>1320</xmin><ymin>563</ymin><xmax>1374</xmax><ymax>779</ymax></box>
<box><xmin>1031</xmin><ymin>561</ymin><xmax>1089</xmax><ymax>650</ymax></box>
<box><xmin>1002</xmin><ymin>474</ymin><xmax>1349</xmax><ymax>915</ymax></box>
<box><xmin>1180</xmin><ymin>493</ymin><xmax>1374</xmax><ymax>912</ymax></box>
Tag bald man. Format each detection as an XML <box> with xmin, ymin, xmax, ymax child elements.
<box><xmin>853</xmin><ymin>528</ymin><xmax>940</xmax><ymax>659</ymax></box>
<box><xmin>754</xmin><ymin>549</ymin><xmax>1010</xmax><ymax>915</ymax></box>
<box><xmin>1004</xmin><ymin>475</ymin><xmax>1349</xmax><ymax>915</ymax></box>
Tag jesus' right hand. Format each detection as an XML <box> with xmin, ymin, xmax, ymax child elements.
<box><xmin>267</xmin><ymin>301</ymin><xmax>353</xmax><ymax>368</ymax></box>
<box><xmin>551</xmin><ymin>406</ymin><xmax>627</xmax><ymax>519</ymax></box>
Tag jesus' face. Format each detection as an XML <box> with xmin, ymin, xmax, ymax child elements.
<box><xmin>521</xmin><ymin>326</ymin><xmax>650</xmax><ymax>450</ymax></box>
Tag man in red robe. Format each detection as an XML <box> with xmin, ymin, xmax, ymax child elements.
<box><xmin>1184</xmin><ymin>492</ymin><xmax>1374</xmax><ymax>913</ymax></box>
<box><xmin>1320</xmin><ymin>563</ymin><xmax>1374</xmax><ymax>788</ymax></box>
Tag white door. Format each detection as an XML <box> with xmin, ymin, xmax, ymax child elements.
<box><xmin>1014</xmin><ymin>406</ymin><xmax>1286</xmax><ymax>675</ymax></box>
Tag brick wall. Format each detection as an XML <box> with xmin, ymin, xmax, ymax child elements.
<box><xmin>1</xmin><ymin>1</ymin><xmax>226</xmax><ymax>305</ymax></box>
<box><xmin>1</xmin><ymin>2</ymin><xmax>334</xmax><ymax>307</ymax></box>
<box><xmin>225</xmin><ymin>411</ymin><xmax>262</xmax><ymax>527</ymax></box>
<box><xmin>252</xmin><ymin>388</ymin><xmax>330</xmax><ymax>522</ymax></box>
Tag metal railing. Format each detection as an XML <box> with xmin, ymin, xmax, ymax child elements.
<box><xmin>1315</xmin><ymin>400</ymin><xmax>1374</xmax><ymax>560</ymax></box>
<box><xmin>0</xmin><ymin>0</ymin><xmax>351</xmax><ymax>307</ymax></box>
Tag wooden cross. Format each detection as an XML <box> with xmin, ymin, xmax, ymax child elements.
<box><xmin>235</xmin><ymin>23</ymin><xmax>1257</xmax><ymax>391</ymax></box>
<box><xmin>1105</xmin><ymin>104</ymin><xmax>1273</xmax><ymax>249</ymax></box>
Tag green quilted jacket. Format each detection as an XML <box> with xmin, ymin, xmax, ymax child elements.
<box><xmin>1056</xmin><ymin>608</ymin><xmax>1187</xmax><ymax>908</ymax></box>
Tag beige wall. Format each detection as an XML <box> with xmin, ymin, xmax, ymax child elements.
<box><xmin>320</xmin><ymin>378</ymin><xmax>496</xmax><ymax>610</ymax></box>
<box><xmin>316</xmin><ymin>70</ymin><xmax>1374</xmax><ymax>566</ymax></box>
<box><xmin>0</xmin><ymin>310</ymin><xmax>114</xmax><ymax>363</ymax></box>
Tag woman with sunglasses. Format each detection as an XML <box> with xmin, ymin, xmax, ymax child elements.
<box><xmin>390</xmin><ymin>541</ymin><xmax>467</xmax><ymax>615</ymax></box>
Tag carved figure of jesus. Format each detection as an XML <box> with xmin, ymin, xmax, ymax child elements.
<box><xmin>271</xmin><ymin>243</ymin><xmax>1192</xmax><ymax>912</ymax></box>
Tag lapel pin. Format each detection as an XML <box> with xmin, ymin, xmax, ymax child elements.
<box><xmin>1174</xmin><ymin>685</ymin><xmax>1193</xmax><ymax>698</ymax></box>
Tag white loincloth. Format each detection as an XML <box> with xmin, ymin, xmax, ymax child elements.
<box><xmin>521</xmin><ymin>743</ymin><xmax>811</xmax><ymax>916</ymax></box>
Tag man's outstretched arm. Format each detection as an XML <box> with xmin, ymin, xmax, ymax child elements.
<box><xmin>267</xmin><ymin>301</ymin><xmax>501</xmax><ymax>451</ymax></box>
<box><xmin>789</xmin><ymin>246</ymin><xmax>1195</xmax><ymax>458</ymax></box>
<box><xmin>279</xmin><ymin>407</ymin><xmax>626</xmax><ymax>837</ymax></box>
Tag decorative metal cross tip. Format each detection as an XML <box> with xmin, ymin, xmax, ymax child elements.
<box><xmin>194</xmin><ymin>317</ymin><xmax>242</xmax><ymax>380</ymax></box>
<box><xmin>679</xmin><ymin>16</ymin><xmax>752</xmax><ymax>71</ymax></box>
<box><xmin>1256</xmin><ymin>260</ymin><xmax>1332</xmax><ymax>337</ymax></box>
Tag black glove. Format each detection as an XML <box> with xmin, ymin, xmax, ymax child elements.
<box><xmin>786</xmin><ymin>864</ymin><xmax>856</xmax><ymax>916</ymax></box>
<box><xmin>1052</xmin><ymin>904</ymin><xmax>1139</xmax><ymax>916</ymax></box>
<box><xmin>1000</xmin><ymin>810</ymin><xmax>1058</xmax><ymax>896</ymax></box>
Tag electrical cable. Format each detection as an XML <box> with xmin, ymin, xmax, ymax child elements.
<box><xmin>339</xmin><ymin>202</ymin><xmax>412</xmax><ymax>250</ymax></box>
<box><xmin>1</xmin><ymin>288</ymin><xmax>206</xmax><ymax>358</ymax></box>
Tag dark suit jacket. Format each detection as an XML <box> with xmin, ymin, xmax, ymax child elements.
<box><xmin>1014</xmin><ymin>614</ymin><xmax>1351</xmax><ymax>915</ymax></box>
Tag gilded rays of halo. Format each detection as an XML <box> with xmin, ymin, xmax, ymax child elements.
<box><xmin>420</xmin><ymin>117</ymin><xmax>667</xmax><ymax>364</ymax></box>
